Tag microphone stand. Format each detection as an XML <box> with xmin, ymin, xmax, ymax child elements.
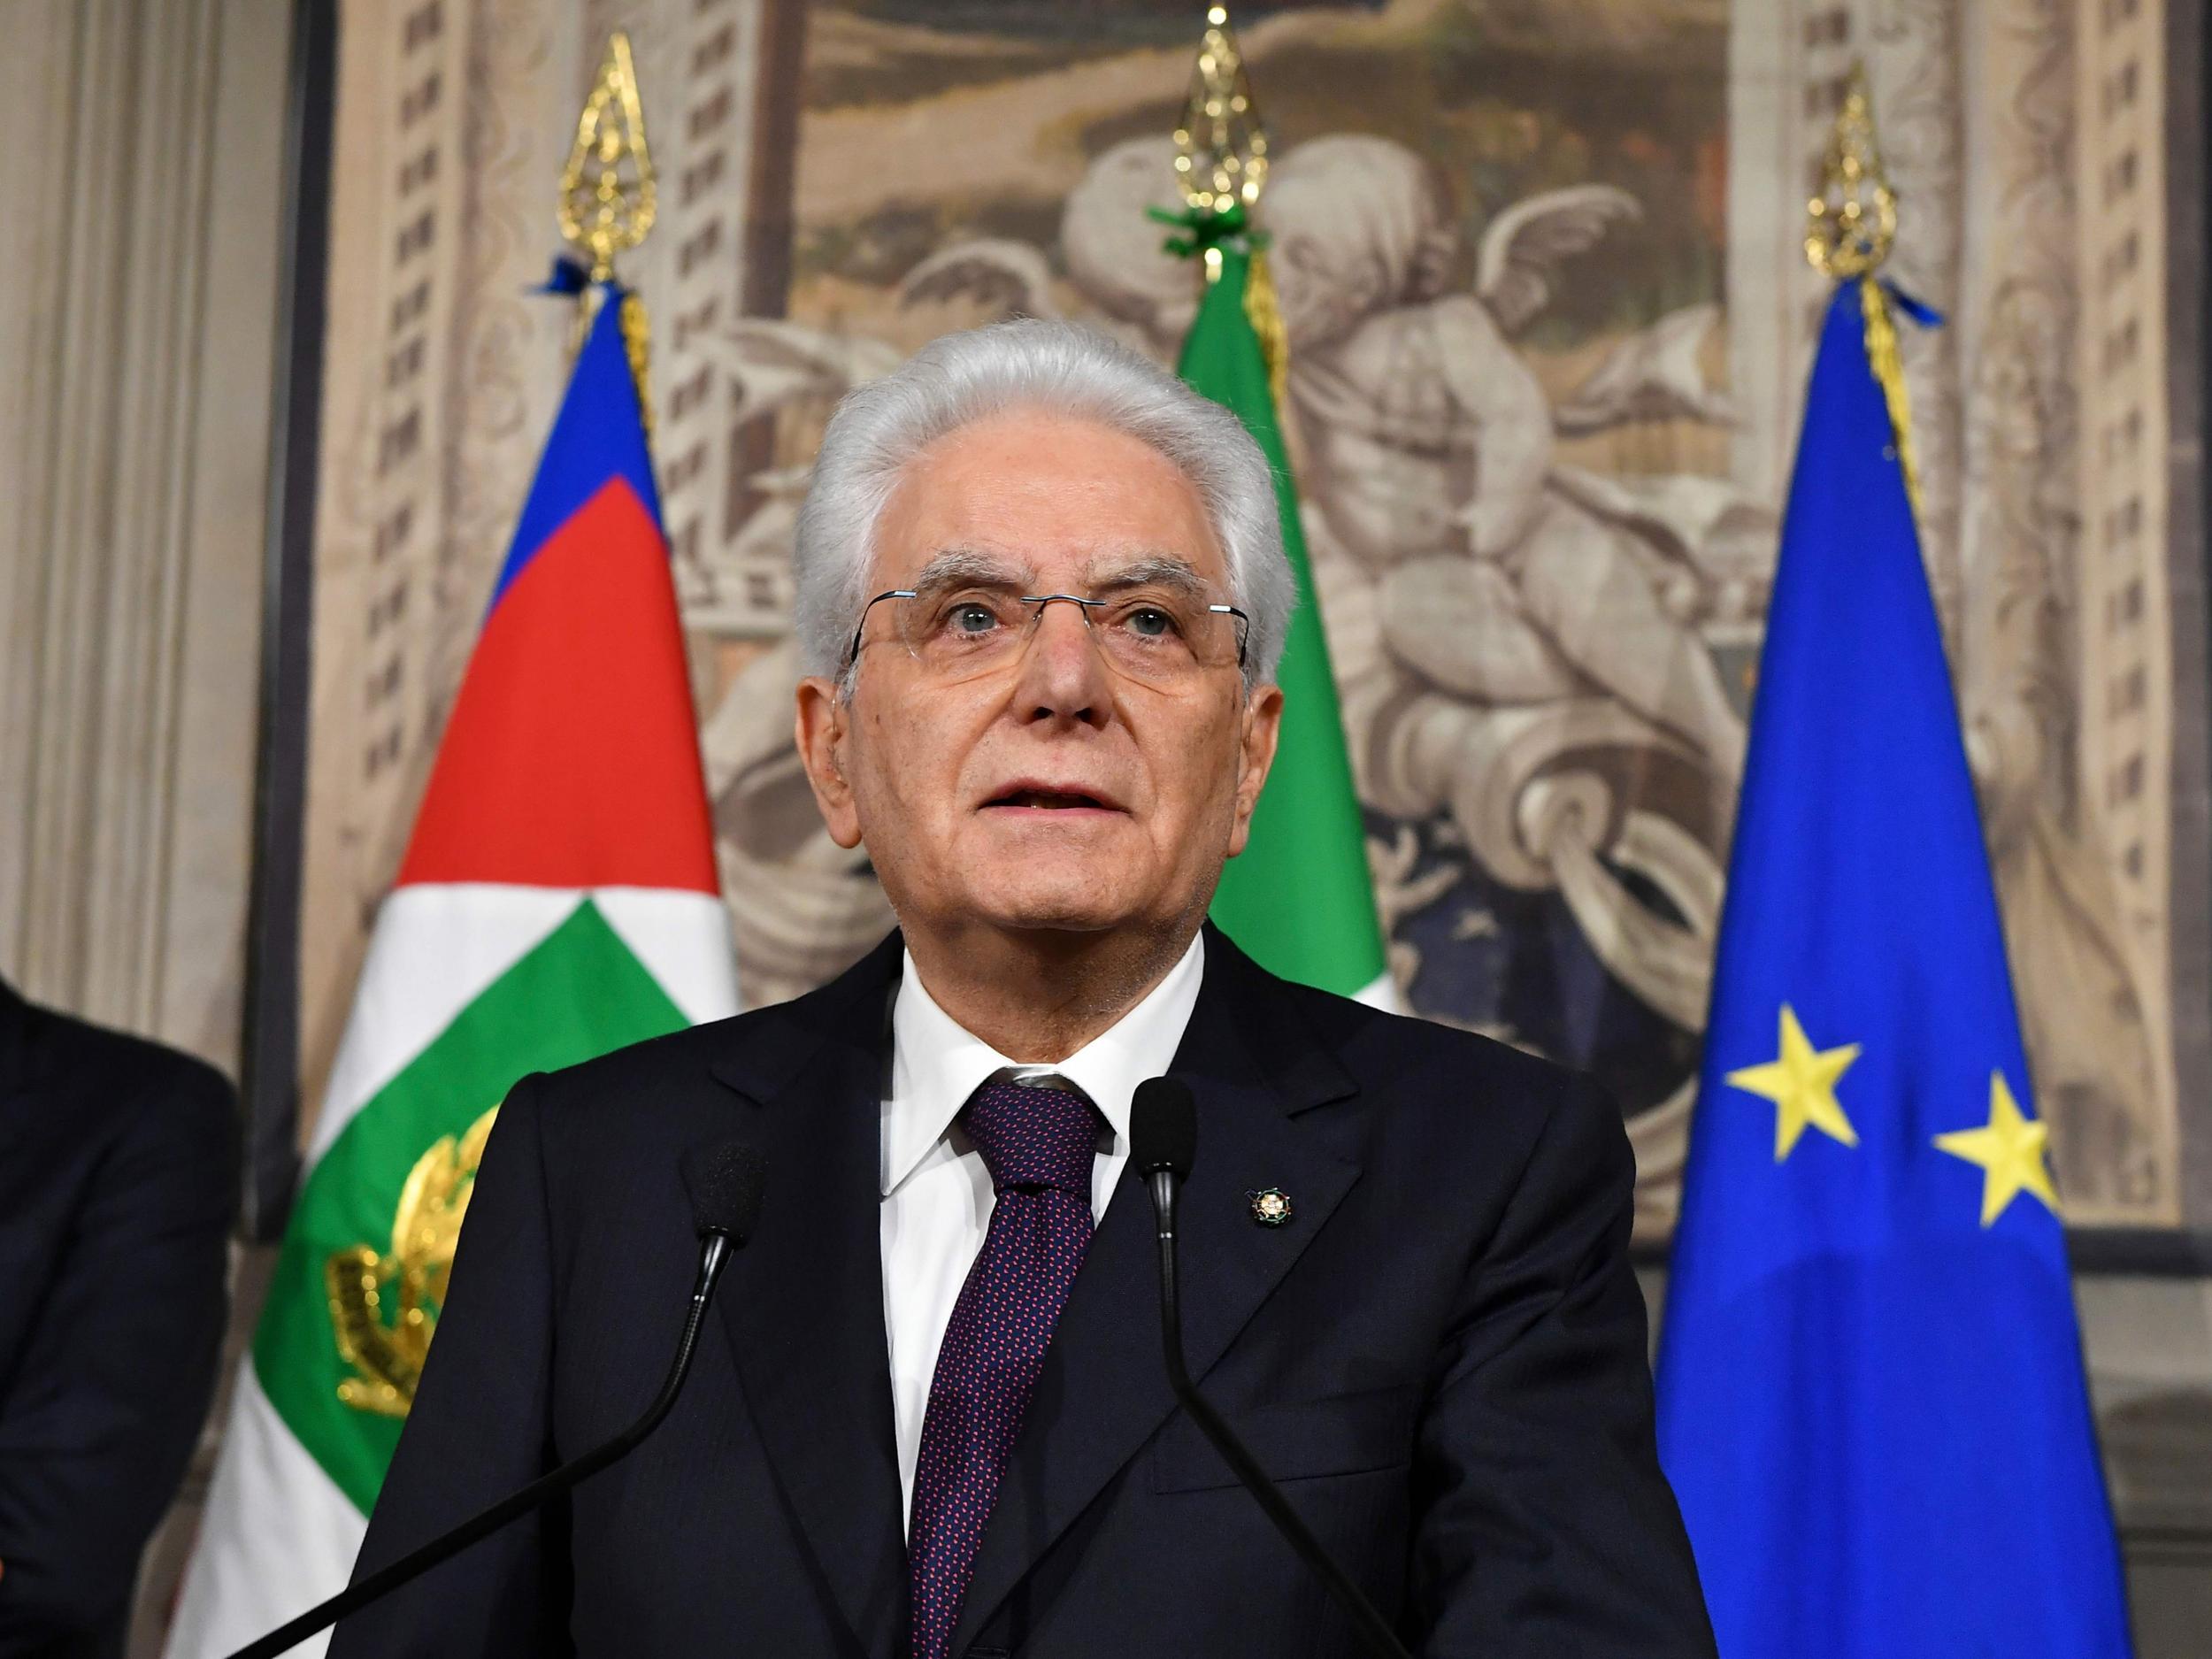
<box><xmin>224</xmin><ymin>1233</ymin><xmax>734</xmax><ymax>1659</ymax></box>
<box><xmin>1146</xmin><ymin>1170</ymin><xmax>1414</xmax><ymax>1659</ymax></box>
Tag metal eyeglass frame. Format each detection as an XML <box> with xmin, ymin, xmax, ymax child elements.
<box><xmin>841</xmin><ymin>588</ymin><xmax>1252</xmax><ymax>677</ymax></box>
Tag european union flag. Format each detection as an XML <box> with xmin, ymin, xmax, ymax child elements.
<box><xmin>1655</xmin><ymin>282</ymin><xmax>2133</xmax><ymax>1657</ymax></box>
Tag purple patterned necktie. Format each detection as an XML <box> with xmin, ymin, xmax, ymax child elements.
<box><xmin>908</xmin><ymin>1077</ymin><xmax>1103</xmax><ymax>1659</ymax></box>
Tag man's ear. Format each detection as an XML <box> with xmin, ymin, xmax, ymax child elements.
<box><xmin>795</xmin><ymin>676</ymin><xmax>864</xmax><ymax>849</ymax></box>
<box><xmin>1225</xmin><ymin>682</ymin><xmax>1284</xmax><ymax>859</ymax></box>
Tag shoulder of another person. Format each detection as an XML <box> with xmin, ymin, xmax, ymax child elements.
<box><xmin>24</xmin><ymin>999</ymin><xmax>237</xmax><ymax>1144</ymax></box>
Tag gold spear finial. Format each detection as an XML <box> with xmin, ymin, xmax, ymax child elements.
<box><xmin>560</xmin><ymin>32</ymin><xmax>657</xmax><ymax>283</ymax></box>
<box><xmin>1805</xmin><ymin>61</ymin><xmax>1895</xmax><ymax>280</ymax></box>
<box><xmin>557</xmin><ymin>32</ymin><xmax>658</xmax><ymax>422</ymax></box>
<box><xmin>1807</xmin><ymin>63</ymin><xmax>1919</xmax><ymax>517</ymax></box>
<box><xmin>1174</xmin><ymin>5</ymin><xmax>1268</xmax><ymax>222</ymax></box>
<box><xmin>1171</xmin><ymin>6</ymin><xmax>1288</xmax><ymax>403</ymax></box>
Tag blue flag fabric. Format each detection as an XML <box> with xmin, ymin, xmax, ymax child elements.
<box><xmin>1655</xmin><ymin>283</ymin><xmax>2132</xmax><ymax>1658</ymax></box>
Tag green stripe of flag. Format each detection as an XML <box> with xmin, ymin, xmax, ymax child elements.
<box><xmin>1181</xmin><ymin>246</ymin><xmax>1390</xmax><ymax>999</ymax></box>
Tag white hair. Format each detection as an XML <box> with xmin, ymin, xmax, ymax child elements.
<box><xmin>792</xmin><ymin>318</ymin><xmax>1295</xmax><ymax>692</ymax></box>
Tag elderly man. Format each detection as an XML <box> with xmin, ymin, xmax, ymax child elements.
<box><xmin>333</xmin><ymin>321</ymin><xmax>1713</xmax><ymax>1657</ymax></box>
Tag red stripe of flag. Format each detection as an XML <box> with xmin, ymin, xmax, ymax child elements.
<box><xmin>397</xmin><ymin>473</ymin><xmax>719</xmax><ymax>893</ymax></box>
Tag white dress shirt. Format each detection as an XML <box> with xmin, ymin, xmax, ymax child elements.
<box><xmin>879</xmin><ymin>932</ymin><xmax>1205</xmax><ymax>1529</ymax></box>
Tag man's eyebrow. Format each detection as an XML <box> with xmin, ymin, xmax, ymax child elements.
<box><xmin>906</xmin><ymin>547</ymin><xmax>1032</xmax><ymax>590</ymax></box>
<box><xmin>1083</xmin><ymin>554</ymin><xmax>1209</xmax><ymax>595</ymax></box>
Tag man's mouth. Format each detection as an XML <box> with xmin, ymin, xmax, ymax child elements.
<box><xmin>983</xmin><ymin>786</ymin><xmax>1122</xmax><ymax>812</ymax></box>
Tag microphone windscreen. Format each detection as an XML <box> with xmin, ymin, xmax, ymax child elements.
<box><xmin>682</xmin><ymin>1138</ymin><xmax>768</xmax><ymax>1244</ymax></box>
<box><xmin>1131</xmin><ymin>1077</ymin><xmax>1197</xmax><ymax>1179</ymax></box>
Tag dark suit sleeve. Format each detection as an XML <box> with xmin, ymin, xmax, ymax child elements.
<box><xmin>0</xmin><ymin>1058</ymin><xmax>237</xmax><ymax>1654</ymax></box>
<box><xmin>328</xmin><ymin>1074</ymin><xmax>573</xmax><ymax>1659</ymax></box>
<box><xmin>1406</xmin><ymin>1076</ymin><xmax>1716</xmax><ymax>1656</ymax></box>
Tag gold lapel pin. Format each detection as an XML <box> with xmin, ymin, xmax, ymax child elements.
<box><xmin>1248</xmin><ymin>1187</ymin><xmax>1293</xmax><ymax>1227</ymax></box>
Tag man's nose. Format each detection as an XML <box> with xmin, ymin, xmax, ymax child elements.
<box><xmin>1012</xmin><ymin>600</ymin><xmax>1110</xmax><ymax>726</ymax></box>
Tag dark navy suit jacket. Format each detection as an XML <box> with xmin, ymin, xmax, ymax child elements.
<box><xmin>332</xmin><ymin>927</ymin><xmax>1713</xmax><ymax>1656</ymax></box>
<box><xmin>0</xmin><ymin>979</ymin><xmax>237</xmax><ymax>1658</ymax></box>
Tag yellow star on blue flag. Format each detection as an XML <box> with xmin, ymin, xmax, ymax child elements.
<box><xmin>1725</xmin><ymin>1003</ymin><xmax>1860</xmax><ymax>1160</ymax></box>
<box><xmin>1934</xmin><ymin>1071</ymin><xmax>2061</xmax><ymax>1226</ymax></box>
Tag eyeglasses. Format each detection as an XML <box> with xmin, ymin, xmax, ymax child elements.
<box><xmin>841</xmin><ymin>579</ymin><xmax>1251</xmax><ymax>687</ymax></box>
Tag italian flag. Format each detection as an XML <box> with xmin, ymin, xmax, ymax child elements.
<box><xmin>166</xmin><ymin>297</ymin><xmax>738</xmax><ymax>1656</ymax></box>
<box><xmin>1181</xmin><ymin>244</ymin><xmax>1395</xmax><ymax>1008</ymax></box>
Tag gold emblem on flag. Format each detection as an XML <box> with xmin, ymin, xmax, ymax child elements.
<box><xmin>326</xmin><ymin>1106</ymin><xmax>500</xmax><ymax>1418</ymax></box>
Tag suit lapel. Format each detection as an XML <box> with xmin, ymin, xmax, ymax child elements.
<box><xmin>708</xmin><ymin>937</ymin><xmax>908</xmax><ymax>1656</ymax></box>
<box><xmin>951</xmin><ymin>932</ymin><xmax>1364</xmax><ymax>1652</ymax></box>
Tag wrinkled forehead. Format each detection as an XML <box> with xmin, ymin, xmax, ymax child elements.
<box><xmin>865</xmin><ymin>412</ymin><xmax>1231</xmax><ymax>593</ymax></box>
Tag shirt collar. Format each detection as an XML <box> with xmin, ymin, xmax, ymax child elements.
<box><xmin>883</xmin><ymin>931</ymin><xmax>1206</xmax><ymax>1197</ymax></box>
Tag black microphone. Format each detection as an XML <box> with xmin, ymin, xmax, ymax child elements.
<box><xmin>224</xmin><ymin>1137</ymin><xmax>769</xmax><ymax>1659</ymax></box>
<box><xmin>1131</xmin><ymin>1079</ymin><xmax>1412</xmax><ymax>1659</ymax></box>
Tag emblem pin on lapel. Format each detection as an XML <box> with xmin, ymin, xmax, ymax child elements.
<box><xmin>1248</xmin><ymin>1187</ymin><xmax>1293</xmax><ymax>1227</ymax></box>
